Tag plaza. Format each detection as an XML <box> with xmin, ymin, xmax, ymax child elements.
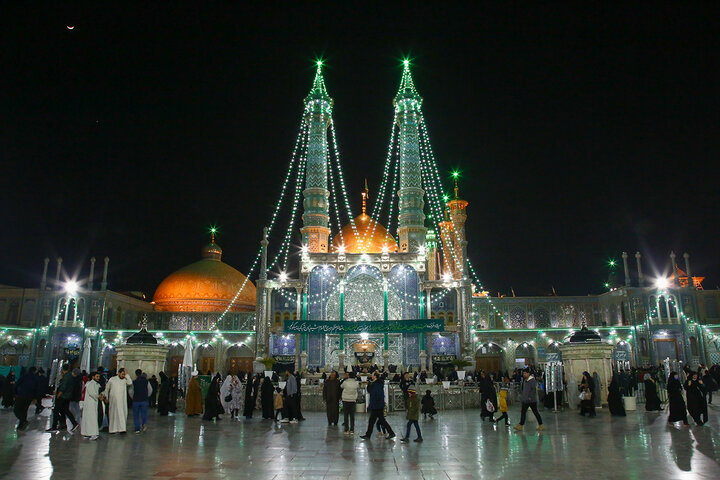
<box><xmin>2</xmin><ymin>405</ymin><xmax>720</xmax><ymax>479</ymax></box>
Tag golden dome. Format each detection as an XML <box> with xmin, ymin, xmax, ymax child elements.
<box><xmin>331</xmin><ymin>213</ymin><xmax>398</xmax><ymax>254</ymax></box>
<box><xmin>153</xmin><ymin>241</ymin><xmax>255</xmax><ymax>312</ymax></box>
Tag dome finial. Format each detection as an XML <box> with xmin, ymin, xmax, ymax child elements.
<box><xmin>209</xmin><ymin>226</ymin><xmax>217</xmax><ymax>244</ymax></box>
<box><xmin>451</xmin><ymin>170</ymin><xmax>461</xmax><ymax>199</ymax></box>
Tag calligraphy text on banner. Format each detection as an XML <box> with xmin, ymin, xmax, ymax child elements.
<box><xmin>283</xmin><ymin>319</ymin><xmax>444</xmax><ymax>334</ymax></box>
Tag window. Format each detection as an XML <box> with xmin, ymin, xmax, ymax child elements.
<box><xmin>689</xmin><ymin>336</ymin><xmax>699</xmax><ymax>356</ymax></box>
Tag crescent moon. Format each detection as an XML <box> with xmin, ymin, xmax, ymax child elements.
<box><xmin>67</xmin><ymin>26</ymin><xmax>75</xmax><ymax>30</ymax></box>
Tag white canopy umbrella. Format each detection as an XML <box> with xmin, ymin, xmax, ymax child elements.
<box><xmin>79</xmin><ymin>337</ymin><xmax>92</xmax><ymax>373</ymax></box>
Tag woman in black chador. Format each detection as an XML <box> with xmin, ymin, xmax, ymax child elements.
<box><xmin>684</xmin><ymin>371</ymin><xmax>708</xmax><ymax>426</ymax></box>
<box><xmin>607</xmin><ymin>375</ymin><xmax>626</xmax><ymax>416</ymax></box>
<box><xmin>667</xmin><ymin>372</ymin><xmax>689</xmax><ymax>425</ymax></box>
<box><xmin>479</xmin><ymin>372</ymin><xmax>497</xmax><ymax>421</ymax></box>
<box><xmin>243</xmin><ymin>374</ymin><xmax>257</xmax><ymax>419</ymax></box>
<box><xmin>643</xmin><ymin>374</ymin><xmax>663</xmax><ymax>411</ymax></box>
<box><xmin>157</xmin><ymin>372</ymin><xmax>171</xmax><ymax>415</ymax></box>
<box><xmin>203</xmin><ymin>374</ymin><xmax>224</xmax><ymax>421</ymax></box>
<box><xmin>260</xmin><ymin>376</ymin><xmax>275</xmax><ymax>419</ymax></box>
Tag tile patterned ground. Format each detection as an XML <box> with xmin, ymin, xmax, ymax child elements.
<box><xmin>1</xmin><ymin>403</ymin><xmax>720</xmax><ymax>479</ymax></box>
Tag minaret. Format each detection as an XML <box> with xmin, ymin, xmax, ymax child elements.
<box><xmin>447</xmin><ymin>174</ymin><xmax>469</xmax><ymax>279</ymax></box>
<box><xmin>394</xmin><ymin>60</ymin><xmax>426</xmax><ymax>252</ymax></box>
<box><xmin>301</xmin><ymin>61</ymin><xmax>333</xmax><ymax>253</ymax></box>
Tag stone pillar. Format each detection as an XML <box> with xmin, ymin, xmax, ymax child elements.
<box><xmin>670</xmin><ymin>252</ymin><xmax>679</xmax><ymax>287</ymax></box>
<box><xmin>88</xmin><ymin>257</ymin><xmax>96</xmax><ymax>291</ymax></box>
<box><xmin>40</xmin><ymin>257</ymin><xmax>49</xmax><ymax>290</ymax></box>
<box><xmin>101</xmin><ymin>257</ymin><xmax>109</xmax><ymax>291</ymax></box>
<box><xmin>622</xmin><ymin>252</ymin><xmax>631</xmax><ymax>287</ymax></box>
<box><xmin>635</xmin><ymin>252</ymin><xmax>644</xmax><ymax>287</ymax></box>
<box><xmin>55</xmin><ymin>257</ymin><xmax>62</xmax><ymax>288</ymax></box>
<box><xmin>683</xmin><ymin>253</ymin><xmax>692</xmax><ymax>286</ymax></box>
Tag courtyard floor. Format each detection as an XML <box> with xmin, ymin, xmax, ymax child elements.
<box><xmin>1</xmin><ymin>403</ymin><xmax>720</xmax><ymax>479</ymax></box>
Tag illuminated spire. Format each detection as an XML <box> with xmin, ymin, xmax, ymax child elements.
<box><xmin>309</xmin><ymin>59</ymin><xmax>329</xmax><ymax>97</ymax></box>
<box><xmin>209</xmin><ymin>226</ymin><xmax>217</xmax><ymax>243</ymax></box>
<box><xmin>452</xmin><ymin>171</ymin><xmax>460</xmax><ymax>199</ymax></box>
<box><xmin>396</xmin><ymin>58</ymin><xmax>420</xmax><ymax>99</ymax></box>
<box><xmin>361</xmin><ymin>179</ymin><xmax>369</xmax><ymax>215</ymax></box>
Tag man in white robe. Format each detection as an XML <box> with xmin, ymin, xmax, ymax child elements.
<box><xmin>105</xmin><ymin>368</ymin><xmax>133</xmax><ymax>433</ymax></box>
<box><xmin>81</xmin><ymin>371</ymin><xmax>102</xmax><ymax>439</ymax></box>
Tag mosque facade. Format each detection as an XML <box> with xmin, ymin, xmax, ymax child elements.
<box><xmin>2</xmin><ymin>64</ymin><xmax>720</xmax><ymax>376</ymax></box>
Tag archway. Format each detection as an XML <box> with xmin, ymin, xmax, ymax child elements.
<box><xmin>475</xmin><ymin>343</ymin><xmax>504</xmax><ymax>375</ymax></box>
<box><xmin>515</xmin><ymin>343</ymin><xmax>536</xmax><ymax>368</ymax></box>
<box><xmin>166</xmin><ymin>343</ymin><xmax>185</xmax><ymax>376</ymax></box>
<box><xmin>225</xmin><ymin>344</ymin><xmax>254</xmax><ymax>374</ymax></box>
<box><xmin>196</xmin><ymin>343</ymin><xmax>216</xmax><ymax>374</ymax></box>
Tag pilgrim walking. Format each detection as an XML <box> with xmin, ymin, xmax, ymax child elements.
<box><xmin>323</xmin><ymin>371</ymin><xmax>341</xmax><ymax>426</ymax></box>
<box><xmin>105</xmin><ymin>368</ymin><xmax>133</xmax><ymax>434</ymax></box>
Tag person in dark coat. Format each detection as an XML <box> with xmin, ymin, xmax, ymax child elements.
<box><xmin>294</xmin><ymin>372</ymin><xmax>305</xmax><ymax>421</ymax></box>
<box><xmin>148</xmin><ymin>375</ymin><xmax>159</xmax><ymax>408</ymax></box>
<box><xmin>169</xmin><ymin>376</ymin><xmax>178</xmax><ymax>413</ymax></box>
<box><xmin>479</xmin><ymin>372</ymin><xmax>497</xmax><ymax>421</ymax></box>
<box><xmin>644</xmin><ymin>374</ymin><xmax>663</xmax><ymax>411</ymax></box>
<box><xmin>684</xmin><ymin>372</ymin><xmax>708</xmax><ymax>426</ymax></box>
<box><xmin>243</xmin><ymin>374</ymin><xmax>256</xmax><ymax>419</ymax></box>
<box><xmin>421</xmin><ymin>390</ymin><xmax>437</xmax><ymax>419</ymax></box>
<box><xmin>2</xmin><ymin>371</ymin><xmax>16</xmax><ymax>408</ymax></box>
<box><xmin>260</xmin><ymin>376</ymin><xmax>275</xmax><ymax>419</ymax></box>
<box><xmin>34</xmin><ymin>368</ymin><xmax>48</xmax><ymax>414</ymax></box>
<box><xmin>322</xmin><ymin>371</ymin><xmax>341</xmax><ymax>426</ymax></box>
<box><xmin>156</xmin><ymin>372</ymin><xmax>171</xmax><ymax>415</ymax></box>
<box><xmin>203</xmin><ymin>374</ymin><xmax>224</xmax><ymax>421</ymax></box>
<box><xmin>702</xmin><ymin>369</ymin><xmax>717</xmax><ymax>405</ymax></box>
<box><xmin>607</xmin><ymin>375</ymin><xmax>626</xmax><ymax>416</ymax></box>
<box><xmin>13</xmin><ymin>367</ymin><xmax>39</xmax><ymax>430</ymax></box>
<box><xmin>667</xmin><ymin>372</ymin><xmax>689</xmax><ymax>425</ymax></box>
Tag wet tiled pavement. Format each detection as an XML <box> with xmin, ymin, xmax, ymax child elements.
<box><xmin>1</xmin><ymin>404</ymin><xmax>720</xmax><ymax>479</ymax></box>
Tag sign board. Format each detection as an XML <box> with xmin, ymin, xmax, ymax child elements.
<box><xmin>284</xmin><ymin>318</ymin><xmax>443</xmax><ymax>334</ymax></box>
<box><xmin>431</xmin><ymin>354</ymin><xmax>456</xmax><ymax>363</ymax></box>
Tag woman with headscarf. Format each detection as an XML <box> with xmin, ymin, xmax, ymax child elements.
<box><xmin>607</xmin><ymin>375</ymin><xmax>626</xmax><ymax>416</ymax></box>
<box><xmin>261</xmin><ymin>376</ymin><xmax>275</xmax><ymax>419</ymax></box>
<box><xmin>643</xmin><ymin>373</ymin><xmax>663</xmax><ymax>411</ymax></box>
<box><xmin>2</xmin><ymin>370</ymin><xmax>16</xmax><ymax>408</ymax></box>
<box><xmin>157</xmin><ymin>372</ymin><xmax>171</xmax><ymax>415</ymax></box>
<box><xmin>243</xmin><ymin>374</ymin><xmax>256</xmax><ymax>419</ymax></box>
<box><xmin>578</xmin><ymin>372</ymin><xmax>596</xmax><ymax>417</ymax></box>
<box><xmin>185</xmin><ymin>374</ymin><xmax>203</xmax><ymax>416</ymax></box>
<box><xmin>203</xmin><ymin>374</ymin><xmax>224</xmax><ymax>421</ymax></box>
<box><xmin>479</xmin><ymin>372</ymin><xmax>497</xmax><ymax>422</ymax></box>
<box><xmin>684</xmin><ymin>371</ymin><xmax>707</xmax><ymax>426</ymax></box>
<box><xmin>667</xmin><ymin>372</ymin><xmax>689</xmax><ymax>425</ymax></box>
<box><xmin>169</xmin><ymin>376</ymin><xmax>178</xmax><ymax>413</ymax></box>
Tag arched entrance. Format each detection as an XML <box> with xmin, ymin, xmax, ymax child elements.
<box><xmin>197</xmin><ymin>344</ymin><xmax>216</xmax><ymax>374</ymax></box>
<box><xmin>166</xmin><ymin>343</ymin><xmax>185</xmax><ymax>376</ymax></box>
<box><xmin>352</xmin><ymin>339</ymin><xmax>378</xmax><ymax>367</ymax></box>
<box><xmin>225</xmin><ymin>344</ymin><xmax>254</xmax><ymax>374</ymax></box>
<box><xmin>100</xmin><ymin>345</ymin><xmax>117</xmax><ymax>371</ymax></box>
<box><xmin>475</xmin><ymin>343</ymin><xmax>504</xmax><ymax>374</ymax></box>
<box><xmin>515</xmin><ymin>343</ymin><xmax>536</xmax><ymax>368</ymax></box>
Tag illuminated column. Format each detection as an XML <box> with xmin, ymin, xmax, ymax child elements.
<box><xmin>683</xmin><ymin>253</ymin><xmax>692</xmax><ymax>288</ymax></box>
<box><xmin>635</xmin><ymin>252</ymin><xmax>644</xmax><ymax>287</ymax></box>
<box><xmin>88</xmin><ymin>257</ymin><xmax>96</xmax><ymax>291</ymax></box>
<box><xmin>622</xmin><ymin>252</ymin><xmax>631</xmax><ymax>287</ymax></box>
<box><xmin>301</xmin><ymin>62</ymin><xmax>332</xmax><ymax>253</ymax></box>
<box><xmin>260</xmin><ymin>227</ymin><xmax>269</xmax><ymax>281</ymax></box>
<box><xmin>447</xmin><ymin>174</ymin><xmax>469</xmax><ymax>279</ymax></box>
<box><xmin>54</xmin><ymin>257</ymin><xmax>62</xmax><ymax>288</ymax></box>
<box><xmin>670</xmin><ymin>252</ymin><xmax>679</xmax><ymax>287</ymax></box>
<box><xmin>394</xmin><ymin>61</ymin><xmax>426</xmax><ymax>252</ymax></box>
<box><xmin>40</xmin><ymin>257</ymin><xmax>49</xmax><ymax>290</ymax></box>
<box><xmin>101</xmin><ymin>257</ymin><xmax>109</xmax><ymax>291</ymax></box>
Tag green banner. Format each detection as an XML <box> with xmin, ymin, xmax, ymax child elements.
<box><xmin>283</xmin><ymin>319</ymin><xmax>443</xmax><ymax>334</ymax></box>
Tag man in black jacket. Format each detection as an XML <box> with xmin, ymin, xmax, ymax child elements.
<box><xmin>360</xmin><ymin>373</ymin><xmax>395</xmax><ymax>440</ymax></box>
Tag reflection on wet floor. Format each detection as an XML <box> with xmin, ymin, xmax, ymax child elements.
<box><xmin>1</xmin><ymin>405</ymin><xmax>720</xmax><ymax>479</ymax></box>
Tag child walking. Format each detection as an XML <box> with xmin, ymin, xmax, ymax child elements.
<box><xmin>421</xmin><ymin>390</ymin><xmax>437</xmax><ymax>419</ymax></box>
<box><xmin>493</xmin><ymin>388</ymin><xmax>510</xmax><ymax>425</ymax></box>
<box><xmin>274</xmin><ymin>387</ymin><xmax>284</xmax><ymax>421</ymax></box>
<box><xmin>401</xmin><ymin>387</ymin><xmax>423</xmax><ymax>443</ymax></box>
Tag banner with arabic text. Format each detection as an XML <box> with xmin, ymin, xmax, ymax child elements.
<box><xmin>283</xmin><ymin>319</ymin><xmax>443</xmax><ymax>334</ymax></box>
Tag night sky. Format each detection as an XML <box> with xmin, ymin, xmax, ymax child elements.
<box><xmin>2</xmin><ymin>3</ymin><xmax>719</xmax><ymax>297</ymax></box>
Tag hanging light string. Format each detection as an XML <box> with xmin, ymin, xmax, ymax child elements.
<box><xmin>386</xmin><ymin>140</ymin><xmax>401</xmax><ymax>240</ymax></box>
<box><xmin>217</xmin><ymin>102</ymin><xmax>311</xmax><ymax>326</ymax></box>
<box><xmin>328</xmin><ymin>119</ymin><xmax>359</xmax><ymax>244</ymax></box>
<box><xmin>326</xmin><ymin>136</ymin><xmax>345</xmax><ymax>248</ymax></box>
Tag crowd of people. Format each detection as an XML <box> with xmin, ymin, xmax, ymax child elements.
<box><xmin>2</xmin><ymin>361</ymin><xmax>719</xmax><ymax>441</ymax></box>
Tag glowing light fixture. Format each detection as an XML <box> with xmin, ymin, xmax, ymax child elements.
<box><xmin>64</xmin><ymin>280</ymin><xmax>79</xmax><ymax>296</ymax></box>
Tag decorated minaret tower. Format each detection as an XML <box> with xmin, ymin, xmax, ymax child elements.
<box><xmin>447</xmin><ymin>173</ymin><xmax>469</xmax><ymax>279</ymax></box>
<box><xmin>394</xmin><ymin>60</ymin><xmax>426</xmax><ymax>252</ymax></box>
<box><xmin>301</xmin><ymin>61</ymin><xmax>333</xmax><ymax>253</ymax></box>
